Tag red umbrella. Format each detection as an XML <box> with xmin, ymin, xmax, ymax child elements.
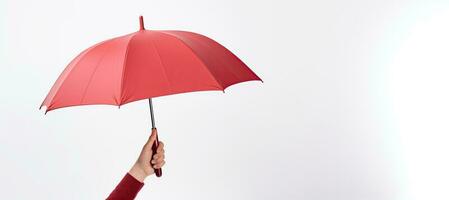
<box><xmin>40</xmin><ymin>16</ymin><xmax>262</xmax><ymax>177</ymax></box>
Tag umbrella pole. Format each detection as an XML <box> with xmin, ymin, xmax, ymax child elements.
<box><xmin>149</xmin><ymin>98</ymin><xmax>156</xmax><ymax>129</ymax></box>
<box><xmin>148</xmin><ymin>98</ymin><xmax>162</xmax><ymax>177</ymax></box>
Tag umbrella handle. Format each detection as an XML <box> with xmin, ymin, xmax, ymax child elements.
<box><xmin>151</xmin><ymin>130</ymin><xmax>162</xmax><ymax>177</ymax></box>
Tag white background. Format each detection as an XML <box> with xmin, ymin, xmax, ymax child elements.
<box><xmin>1</xmin><ymin>0</ymin><xmax>449</xmax><ymax>199</ymax></box>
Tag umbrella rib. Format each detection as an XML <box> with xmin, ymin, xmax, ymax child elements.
<box><xmin>159</xmin><ymin>31</ymin><xmax>224</xmax><ymax>90</ymax></box>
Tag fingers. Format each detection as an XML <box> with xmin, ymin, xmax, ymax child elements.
<box><xmin>152</xmin><ymin>153</ymin><xmax>165</xmax><ymax>162</ymax></box>
<box><xmin>153</xmin><ymin>141</ymin><xmax>164</xmax><ymax>162</ymax></box>
<box><xmin>157</xmin><ymin>142</ymin><xmax>164</xmax><ymax>153</ymax></box>
<box><xmin>153</xmin><ymin>160</ymin><xmax>165</xmax><ymax>169</ymax></box>
<box><xmin>151</xmin><ymin>146</ymin><xmax>165</xmax><ymax>168</ymax></box>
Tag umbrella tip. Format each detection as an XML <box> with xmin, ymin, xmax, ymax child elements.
<box><xmin>139</xmin><ymin>16</ymin><xmax>145</xmax><ymax>31</ymax></box>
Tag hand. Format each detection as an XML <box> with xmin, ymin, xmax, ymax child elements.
<box><xmin>129</xmin><ymin>129</ymin><xmax>165</xmax><ymax>182</ymax></box>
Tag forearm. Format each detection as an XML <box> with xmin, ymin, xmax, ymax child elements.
<box><xmin>106</xmin><ymin>173</ymin><xmax>144</xmax><ymax>200</ymax></box>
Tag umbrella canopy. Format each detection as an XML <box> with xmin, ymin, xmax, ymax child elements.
<box><xmin>40</xmin><ymin>16</ymin><xmax>261</xmax><ymax>113</ymax></box>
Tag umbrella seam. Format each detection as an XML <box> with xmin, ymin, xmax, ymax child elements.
<box><xmin>158</xmin><ymin>31</ymin><xmax>224</xmax><ymax>90</ymax></box>
<box><xmin>119</xmin><ymin>33</ymin><xmax>139</xmax><ymax>105</ymax></box>
<box><xmin>186</xmin><ymin>32</ymin><xmax>244</xmax><ymax>87</ymax></box>
<box><xmin>149</xmin><ymin>38</ymin><xmax>173</xmax><ymax>91</ymax></box>
<box><xmin>79</xmin><ymin>43</ymin><xmax>113</xmax><ymax>104</ymax></box>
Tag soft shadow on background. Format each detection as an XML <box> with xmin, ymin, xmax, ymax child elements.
<box><xmin>1</xmin><ymin>0</ymin><xmax>449</xmax><ymax>200</ymax></box>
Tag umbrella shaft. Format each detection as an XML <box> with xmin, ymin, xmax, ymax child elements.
<box><xmin>148</xmin><ymin>98</ymin><xmax>156</xmax><ymax>129</ymax></box>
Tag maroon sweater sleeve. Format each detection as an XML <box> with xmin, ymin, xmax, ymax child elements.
<box><xmin>106</xmin><ymin>173</ymin><xmax>144</xmax><ymax>200</ymax></box>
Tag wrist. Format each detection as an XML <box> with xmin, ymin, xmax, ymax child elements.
<box><xmin>129</xmin><ymin>163</ymin><xmax>150</xmax><ymax>182</ymax></box>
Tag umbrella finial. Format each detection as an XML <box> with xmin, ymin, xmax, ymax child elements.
<box><xmin>139</xmin><ymin>16</ymin><xmax>145</xmax><ymax>31</ymax></box>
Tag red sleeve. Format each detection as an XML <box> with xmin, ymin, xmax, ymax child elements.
<box><xmin>106</xmin><ymin>173</ymin><xmax>144</xmax><ymax>200</ymax></box>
